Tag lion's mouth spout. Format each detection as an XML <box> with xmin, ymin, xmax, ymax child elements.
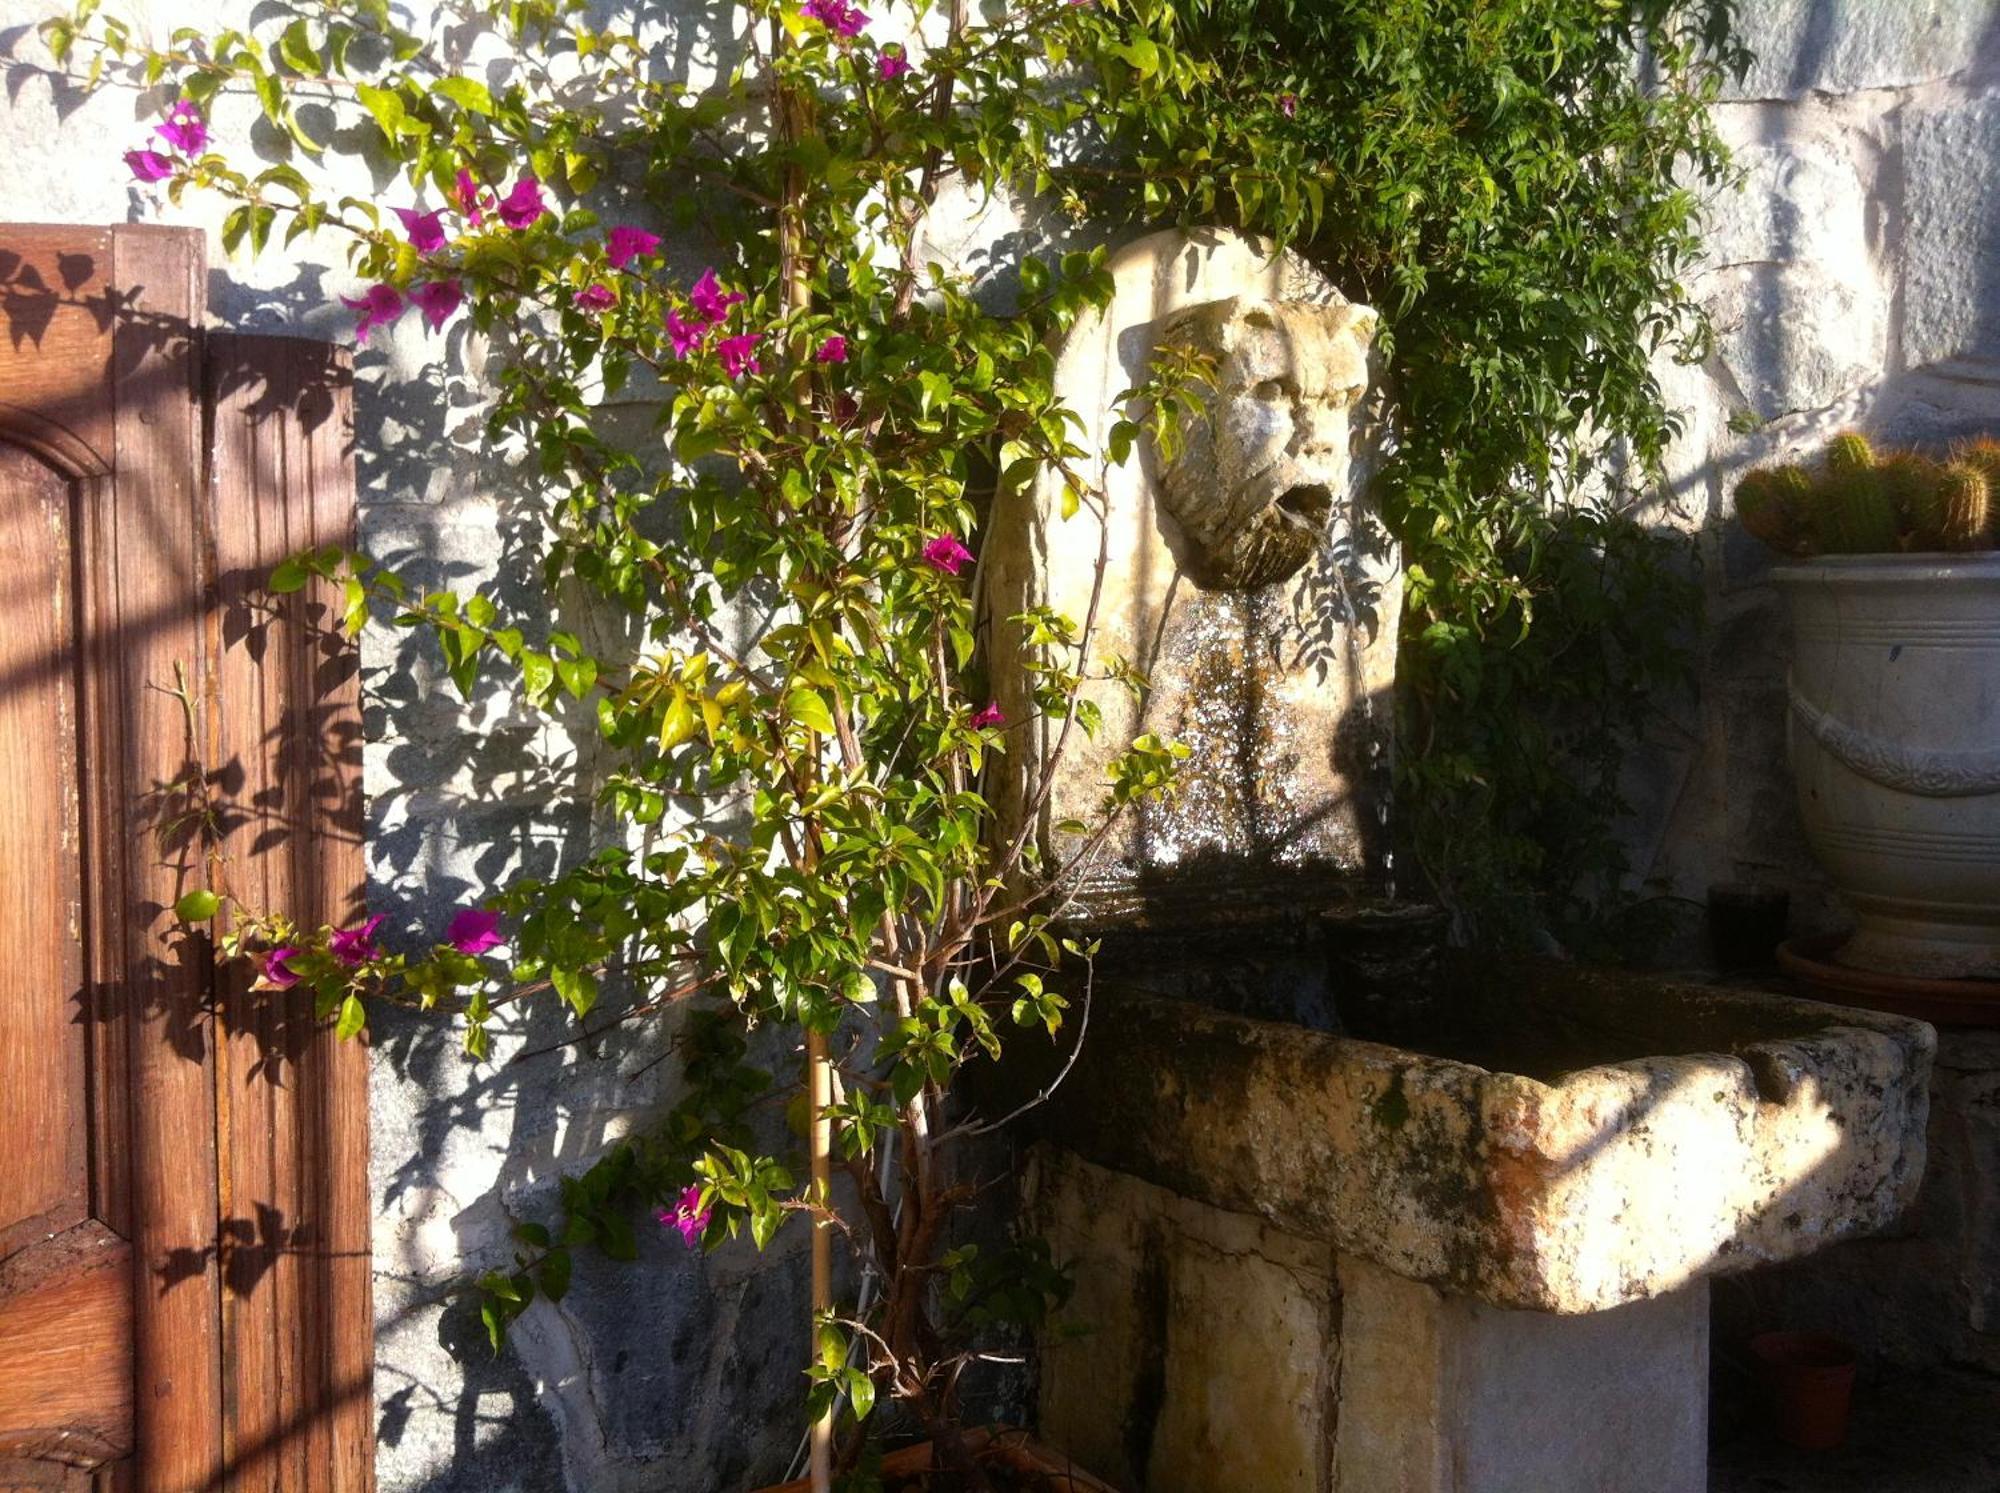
<box><xmin>1276</xmin><ymin>482</ymin><xmax>1334</xmax><ymax>532</ymax></box>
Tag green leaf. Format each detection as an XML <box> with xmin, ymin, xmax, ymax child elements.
<box><xmin>174</xmin><ymin>888</ymin><xmax>220</xmax><ymax>922</ymax></box>
<box><xmin>335</xmin><ymin>993</ymin><xmax>368</xmax><ymax>1040</ymax></box>
<box><xmin>277</xmin><ymin>17</ymin><xmax>319</xmax><ymax>73</ymax></box>
<box><xmin>353</xmin><ymin>83</ymin><xmax>405</xmax><ymax>145</ymax></box>
<box><xmin>537</xmin><ymin>1247</ymin><xmax>572</xmax><ymax>1302</ymax></box>
<box><xmin>434</xmin><ymin>76</ymin><xmax>495</xmax><ymax>114</ymax></box>
<box><xmin>550</xmin><ymin>964</ymin><xmax>598</xmax><ymax>1018</ymax></box>
<box><xmin>659</xmin><ymin>689</ymin><xmax>698</xmax><ymax>751</ymax></box>
<box><xmin>520</xmin><ymin>650</ymin><xmax>555</xmax><ymax>705</ymax></box>
<box><xmin>787</xmin><ymin>688</ymin><xmax>835</xmax><ymax>738</ymax></box>
<box><xmin>268</xmin><ymin>556</ymin><xmax>309</xmax><ymax>593</ymax></box>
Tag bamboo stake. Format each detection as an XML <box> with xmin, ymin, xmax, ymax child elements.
<box><xmin>806</xmin><ymin>1026</ymin><xmax>835</xmax><ymax>1489</ymax></box>
<box><xmin>768</xmin><ymin>14</ymin><xmax>832</xmax><ymax>1488</ymax></box>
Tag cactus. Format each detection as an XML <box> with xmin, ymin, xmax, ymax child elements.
<box><xmin>1877</xmin><ymin>451</ymin><xmax>1946</xmax><ymax>539</ymax></box>
<box><xmin>1953</xmin><ymin>436</ymin><xmax>2000</xmax><ymax>539</ymax></box>
<box><xmin>1929</xmin><ymin>463</ymin><xmax>1992</xmax><ymax>552</ymax></box>
<box><xmin>1733</xmin><ymin>465</ymin><xmax>1811</xmax><ymax>554</ymax></box>
<box><xmin>1825</xmin><ymin>430</ymin><xmax>1875</xmax><ymax>476</ymax></box>
<box><xmin>1808</xmin><ymin>467</ymin><xmax>1900</xmax><ymax>554</ymax></box>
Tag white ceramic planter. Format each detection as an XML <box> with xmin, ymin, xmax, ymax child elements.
<box><xmin>1773</xmin><ymin>554</ymin><xmax>2000</xmax><ymax>978</ymax></box>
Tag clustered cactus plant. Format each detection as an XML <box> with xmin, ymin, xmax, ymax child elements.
<box><xmin>1735</xmin><ymin>433</ymin><xmax>2000</xmax><ymax>556</ymax></box>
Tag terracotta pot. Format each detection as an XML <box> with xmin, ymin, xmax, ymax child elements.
<box><xmin>1748</xmin><ymin>1331</ymin><xmax>1857</xmax><ymax>1451</ymax></box>
<box><xmin>1779</xmin><ymin>931</ymin><xmax>2000</xmax><ymax>1026</ymax></box>
<box><xmin>754</xmin><ymin>1428</ymin><xmax>1120</xmax><ymax>1493</ymax></box>
<box><xmin>1772</xmin><ymin>555</ymin><xmax>2000</xmax><ymax>978</ymax></box>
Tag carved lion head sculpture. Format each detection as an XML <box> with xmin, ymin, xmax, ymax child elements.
<box><xmin>1152</xmin><ymin>294</ymin><xmax>1378</xmax><ymax>590</ymax></box>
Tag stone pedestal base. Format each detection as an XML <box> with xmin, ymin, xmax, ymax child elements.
<box><xmin>1032</xmin><ymin>1150</ymin><xmax>1710</xmax><ymax>1493</ymax></box>
<box><xmin>1335</xmin><ymin>1256</ymin><xmax>1708</xmax><ymax>1493</ymax></box>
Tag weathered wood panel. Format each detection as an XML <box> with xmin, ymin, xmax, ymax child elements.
<box><xmin>0</xmin><ymin>1222</ymin><xmax>134</xmax><ymax>1471</ymax></box>
<box><xmin>107</xmin><ymin>225</ymin><xmax>225</xmax><ymax>1493</ymax></box>
<box><xmin>207</xmin><ymin>334</ymin><xmax>374</xmax><ymax>1493</ymax></box>
<box><xmin>0</xmin><ymin>440</ymin><xmax>87</xmax><ymax>1261</ymax></box>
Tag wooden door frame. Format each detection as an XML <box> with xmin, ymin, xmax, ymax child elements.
<box><xmin>0</xmin><ymin>224</ymin><xmax>373</xmax><ymax>1491</ymax></box>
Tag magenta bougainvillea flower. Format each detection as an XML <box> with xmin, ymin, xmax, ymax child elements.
<box><xmin>605</xmin><ymin>225</ymin><xmax>663</xmax><ymax>271</ymax></box>
<box><xmin>716</xmin><ymin>331</ymin><xmax>763</xmax><ymax>380</ymax></box>
<box><xmin>658</xmin><ymin>1185</ymin><xmax>711</xmax><ymax>1248</ymax></box>
<box><xmin>1278</xmin><ymin>92</ymin><xmax>1298</xmax><ymax>118</ymax></box>
<box><xmin>446</xmin><ymin>907</ymin><xmax>505</xmax><ymax>955</ymax></box>
<box><xmin>330</xmin><ymin>914</ymin><xmax>388</xmax><ymax>967</ymax></box>
<box><xmin>802</xmin><ymin>0</ymin><xmax>869</xmax><ymax>35</ymax></box>
<box><xmin>877</xmin><ymin>48</ymin><xmax>911</xmax><ymax>80</ymax></box>
<box><xmin>496</xmin><ymin>175</ymin><xmax>547</xmax><ymax>230</ymax></box>
<box><xmin>815</xmin><ymin>334</ymin><xmax>848</xmax><ymax>364</ymax></box>
<box><xmin>263</xmin><ymin>947</ymin><xmax>302</xmax><ymax>989</ymax></box>
<box><xmin>665</xmin><ymin>308</ymin><xmax>706</xmax><ymax>358</ymax></box>
<box><xmin>969</xmin><ymin>701</ymin><xmax>1005</xmax><ymax>729</ymax></box>
<box><xmin>412</xmin><ymin>279</ymin><xmax>464</xmax><ymax>333</ymax></box>
<box><xmin>125</xmin><ymin>148</ymin><xmax>174</xmax><ymax>182</ymax></box>
<box><xmin>453</xmin><ymin>168</ymin><xmax>489</xmax><ymax>227</ymax></box>
<box><xmin>155</xmin><ymin>99</ymin><xmax>207</xmax><ymax>154</ymax></box>
<box><xmin>340</xmin><ymin>284</ymin><xmax>405</xmax><ymax>342</ymax></box>
<box><xmin>922</xmin><ymin>534</ymin><xmax>974</xmax><ymax>576</ymax></box>
<box><xmin>688</xmin><ymin>267</ymin><xmax>744</xmax><ymax>325</ymax></box>
<box><xmin>574</xmin><ymin>283</ymin><xmax>616</xmax><ymax>311</ymax></box>
<box><xmin>392</xmin><ymin>206</ymin><xmax>448</xmax><ymax>253</ymax></box>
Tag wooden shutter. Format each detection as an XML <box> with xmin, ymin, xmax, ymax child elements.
<box><xmin>0</xmin><ymin>226</ymin><xmax>372</xmax><ymax>1492</ymax></box>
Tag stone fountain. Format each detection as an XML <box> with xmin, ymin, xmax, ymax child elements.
<box><xmin>984</xmin><ymin>230</ymin><xmax>1935</xmax><ymax>1493</ymax></box>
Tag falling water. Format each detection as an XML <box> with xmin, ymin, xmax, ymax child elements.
<box><xmin>1324</xmin><ymin>520</ymin><xmax>1396</xmax><ymax>902</ymax></box>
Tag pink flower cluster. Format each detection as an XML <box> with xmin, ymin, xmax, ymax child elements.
<box><xmin>922</xmin><ymin>534</ymin><xmax>974</xmax><ymax>576</ymax></box>
<box><xmin>668</xmin><ymin>268</ymin><xmax>762</xmax><ymax>380</ymax></box>
<box><xmin>124</xmin><ymin>98</ymin><xmax>207</xmax><ymax>183</ymax></box>
<box><xmin>659</xmin><ymin>1185</ymin><xmax>712</xmax><ymax>1248</ymax></box>
<box><xmin>260</xmin><ymin>904</ymin><xmax>505</xmax><ymax>990</ymax></box>
<box><xmin>802</xmin><ymin>0</ymin><xmax>869</xmax><ymax>36</ymax></box>
<box><xmin>341</xmin><ymin>168</ymin><xmax>557</xmax><ymax>342</ymax></box>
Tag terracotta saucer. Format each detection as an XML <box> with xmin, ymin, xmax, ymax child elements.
<box><xmin>1778</xmin><ymin>933</ymin><xmax>2000</xmax><ymax>1027</ymax></box>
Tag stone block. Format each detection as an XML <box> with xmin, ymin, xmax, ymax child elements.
<box><xmin>1705</xmin><ymin>263</ymin><xmax>1887</xmax><ymax>419</ymax></box>
<box><xmin>1334</xmin><ymin>1259</ymin><xmax>1708</xmax><ymax>1493</ymax></box>
<box><xmin>1029</xmin><ymin>1149</ymin><xmax>1336</xmax><ymax>1493</ymax></box>
<box><xmin>1720</xmin><ymin>1</ymin><xmax>2000</xmax><ymax>100</ymax></box>
<box><xmin>1905</xmin><ymin>95</ymin><xmax>2000</xmax><ymax>375</ymax></box>
<box><xmin>1702</xmin><ymin>135</ymin><xmax>1873</xmax><ymax>274</ymax></box>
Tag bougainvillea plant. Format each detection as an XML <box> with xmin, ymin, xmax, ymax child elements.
<box><xmin>45</xmin><ymin>0</ymin><xmax>1233</xmax><ymax>1483</ymax></box>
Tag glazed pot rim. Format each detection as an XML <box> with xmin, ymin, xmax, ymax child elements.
<box><xmin>1772</xmin><ymin>553</ymin><xmax>2000</xmax><ymax>586</ymax></box>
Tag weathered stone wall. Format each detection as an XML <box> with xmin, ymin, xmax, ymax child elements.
<box><xmin>1632</xmin><ymin>0</ymin><xmax>2000</xmax><ymax>1383</ymax></box>
<box><xmin>1639</xmin><ymin>1</ymin><xmax>2000</xmax><ymax>932</ymax></box>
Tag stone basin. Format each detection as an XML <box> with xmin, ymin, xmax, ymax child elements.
<box><xmin>1038</xmin><ymin>961</ymin><xmax>1934</xmax><ymax>1314</ymax></box>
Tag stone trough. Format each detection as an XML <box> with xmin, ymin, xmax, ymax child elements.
<box><xmin>1026</xmin><ymin>966</ymin><xmax>1934</xmax><ymax>1492</ymax></box>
